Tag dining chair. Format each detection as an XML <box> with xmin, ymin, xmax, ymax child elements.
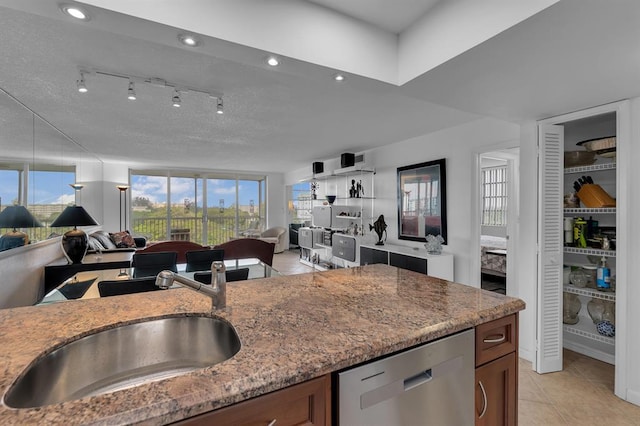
<box><xmin>193</xmin><ymin>268</ymin><xmax>250</xmax><ymax>284</ymax></box>
<box><xmin>214</xmin><ymin>239</ymin><xmax>275</xmax><ymax>266</ymax></box>
<box><xmin>132</xmin><ymin>251</ymin><xmax>178</xmax><ymax>278</ymax></box>
<box><xmin>97</xmin><ymin>277</ymin><xmax>160</xmax><ymax>297</ymax></box>
<box><xmin>185</xmin><ymin>249</ymin><xmax>225</xmax><ymax>272</ymax></box>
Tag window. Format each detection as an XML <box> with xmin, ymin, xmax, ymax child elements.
<box><xmin>482</xmin><ymin>166</ymin><xmax>508</xmax><ymax>226</ymax></box>
<box><xmin>131</xmin><ymin>171</ymin><xmax>266</xmax><ymax>245</ymax></box>
<box><xmin>0</xmin><ymin>162</ymin><xmax>75</xmax><ymax>243</ymax></box>
<box><xmin>289</xmin><ymin>182</ymin><xmax>312</xmax><ymax>223</ymax></box>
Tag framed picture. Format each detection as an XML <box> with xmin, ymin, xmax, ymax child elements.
<box><xmin>397</xmin><ymin>159</ymin><xmax>447</xmax><ymax>243</ymax></box>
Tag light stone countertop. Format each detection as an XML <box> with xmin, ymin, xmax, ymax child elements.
<box><xmin>0</xmin><ymin>264</ymin><xmax>525</xmax><ymax>425</ymax></box>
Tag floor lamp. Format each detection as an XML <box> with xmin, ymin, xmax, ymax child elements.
<box><xmin>116</xmin><ymin>185</ymin><xmax>129</xmax><ymax>231</ymax></box>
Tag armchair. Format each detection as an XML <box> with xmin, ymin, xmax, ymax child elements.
<box><xmin>259</xmin><ymin>226</ymin><xmax>287</xmax><ymax>253</ymax></box>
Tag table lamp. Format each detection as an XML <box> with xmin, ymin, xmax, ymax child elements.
<box><xmin>0</xmin><ymin>205</ymin><xmax>43</xmax><ymax>247</ymax></box>
<box><xmin>50</xmin><ymin>206</ymin><xmax>98</xmax><ymax>264</ymax></box>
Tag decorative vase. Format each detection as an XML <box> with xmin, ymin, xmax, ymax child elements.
<box><xmin>587</xmin><ymin>298</ymin><xmax>605</xmax><ymax>324</ymax></box>
<box><xmin>563</xmin><ymin>293</ymin><xmax>581</xmax><ymax>324</ymax></box>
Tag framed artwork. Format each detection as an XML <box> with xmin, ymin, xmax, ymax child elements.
<box><xmin>397</xmin><ymin>159</ymin><xmax>447</xmax><ymax>243</ymax></box>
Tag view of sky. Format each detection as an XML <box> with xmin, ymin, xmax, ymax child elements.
<box><xmin>0</xmin><ymin>170</ymin><xmax>75</xmax><ymax>206</ymax></box>
<box><xmin>0</xmin><ymin>171</ymin><xmax>263</xmax><ymax>209</ymax></box>
<box><xmin>131</xmin><ymin>175</ymin><xmax>261</xmax><ymax>207</ymax></box>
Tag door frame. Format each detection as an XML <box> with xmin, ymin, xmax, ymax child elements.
<box><xmin>471</xmin><ymin>142</ymin><xmax>520</xmax><ymax>290</ymax></box>
<box><xmin>536</xmin><ymin>100</ymin><xmax>629</xmax><ymax>400</ymax></box>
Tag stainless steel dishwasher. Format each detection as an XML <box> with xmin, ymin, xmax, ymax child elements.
<box><xmin>337</xmin><ymin>329</ymin><xmax>474</xmax><ymax>425</ymax></box>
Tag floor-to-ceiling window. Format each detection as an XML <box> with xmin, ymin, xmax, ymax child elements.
<box><xmin>131</xmin><ymin>170</ymin><xmax>266</xmax><ymax>245</ymax></box>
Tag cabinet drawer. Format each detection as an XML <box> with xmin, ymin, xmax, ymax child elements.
<box><xmin>360</xmin><ymin>247</ymin><xmax>388</xmax><ymax>265</ymax></box>
<box><xmin>389</xmin><ymin>252</ymin><xmax>427</xmax><ymax>274</ymax></box>
<box><xmin>174</xmin><ymin>375</ymin><xmax>329</xmax><ymax>426</ymax></box>
<box><xmin>333</xmin><ymin>235</ymin><xmax>356</xmax><ymax>261</ymax></box>
<box><xmin>475</xmin><ymin>314</ymin><xmax>517</xmax><ymax>367</ymax></box>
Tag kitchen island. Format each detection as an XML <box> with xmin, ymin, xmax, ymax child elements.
<box><xmin>0</xmin><ymin>264</ymin><xmax>524</xmax><ymax>425</ymax></box>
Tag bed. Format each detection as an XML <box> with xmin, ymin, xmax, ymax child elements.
<box><xmin>480</xmin><ymin>235</ymin><xmax>507</xmax><ymax>277</ymax></box>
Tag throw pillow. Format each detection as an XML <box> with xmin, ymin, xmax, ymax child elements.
<box><xmin>110</xmin><ymin>231</ymin><xmax>136</xmax><ymax>248</ymax></box>
<box><xmin>91</xmin><ymin>231</ymin><xmax>117</xmax><ymax>249</ymax></box>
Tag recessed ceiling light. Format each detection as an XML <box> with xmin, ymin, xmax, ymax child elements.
<box><xmin>178</xmin><ymin>34</ymin><xmax>201</xmax><ymax>47</ymax></box>
<box><xmin>334</xmin><ymin>74</ymin><xmax>345</xmax><ymax>82</ymax></box>
<box><xmin>60</xmin><ymin>4</ymin><xmax>90</xmax><ymax>21</ymax></box>
<box><xmin>266</xmin><ymin>56</ymin><xmax>280</xmax><ymax>67</ymax></box>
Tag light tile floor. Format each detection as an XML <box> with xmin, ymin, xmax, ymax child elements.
<box><xmin>273</xmin><ymin>249</ymin><xmax>640</xmax><ymax>425</ymax></box>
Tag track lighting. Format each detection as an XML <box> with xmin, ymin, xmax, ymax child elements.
<box><xmin>77</xmin><ymin>74</ymin><xmax>87</xmax><ymax>93</ymax></box>
<box><xmin>172</xmin><ymin>90</ymin><xmax>181</xmax><ymax>107</ymax></box>
<box><xmin>127</xmin><ymin>81</ymin><xmax>136</xmax><ymax>100</ymax></box>
<box><xmin>266</xmin><ymin>56</ymin><xmax>280</xmax><ymax>67</ymax></box>
<box><xmin>334</xmin><ymin>73</ymin><xmax>345</xmax><ymax>82</ymax></box>
<box><xmin>74</xmin><ymin>66</ymin><xmax>224</xmax><ymax>110</ymax></box>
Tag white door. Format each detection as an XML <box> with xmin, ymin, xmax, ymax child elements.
<box><xmin>536</xmin><ymin>124</ymin><xmax>564</xmax><ymax>373</ymax></box>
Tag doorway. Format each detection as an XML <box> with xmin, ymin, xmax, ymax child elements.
<box><xmin>474</xmin><ymin>148</ymin><xmax>519</xmax><ymax>295</ymax></box>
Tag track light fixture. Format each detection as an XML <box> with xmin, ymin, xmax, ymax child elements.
<box><xmin>172</xmin><ymin>90</ymin><xmax>181</xmax><ymax>107</ymax></box>
<box><xmin>127</xmin><ymin>80</ymin><xmax>136</xmax><ymax>100</ymax></box>
<box><xmin>77</xmin><ymin>73</ymin><xmax>87</xmax><ymax>93</ymax></box>
<box><xmin>75</xmin><ymin>66</ymin><xmax>224</xmax><ymax>111</ymax></box>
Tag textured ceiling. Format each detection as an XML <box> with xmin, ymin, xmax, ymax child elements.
<box><xmin>0</xmin><ymin>4</ymin><xmax>479</xmax><ymax>174</ymax></box>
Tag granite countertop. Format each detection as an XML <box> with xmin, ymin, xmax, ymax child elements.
<box><xmin>0</xmin><ymin>264</ymin><xmax>525</xmax><ymax>425</ymax></box>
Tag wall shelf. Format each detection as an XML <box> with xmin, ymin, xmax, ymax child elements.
<box><xmin>564</xmin><ymin>162</ymin><xmax>616</xmax><ymax>174</ymax></box>
<box><xmin>564</xmin><ymin>322</ymin><xmax>614</xmax><ymax>346</ymax></box>
<box><xmin>563</xmin><ymin>208</ymin><xmax>616</xmax><ymax>214</ymax></box>
<box><xmin>563</xmin><ymin>285</ymin><xmax>616</xmax><ymax>301</ymax></box>
<box><xmin>564</xmin><ymin>247</ymin><xmax>616</xmax><ymax>257</ymax></box>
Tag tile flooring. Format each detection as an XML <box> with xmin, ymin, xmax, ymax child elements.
<box><xmin>273</xmin><ymin>249</ymin><xmax>640</xmax><ymax>425</ymax></box>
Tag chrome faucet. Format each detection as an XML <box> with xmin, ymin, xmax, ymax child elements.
<box><xmin>155</xmin><ymin>261</ymin><xmax>227</xmax><ymax>311</ymax></box>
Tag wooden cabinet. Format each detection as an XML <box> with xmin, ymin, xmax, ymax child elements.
<box><xmin>173</xmin><ymin>375</ymin><xmax>330</xmax><ymax>426</ymax></box>
<box><xmin>475</xmin><ymin>314</ymin><xmax>518</xmax><ymax>426</ymax></box>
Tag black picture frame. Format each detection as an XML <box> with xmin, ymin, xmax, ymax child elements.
<box><xmin>397</xmin><ymin>159</ymin><xmax>447</xmax><ymax>244</ymax></box>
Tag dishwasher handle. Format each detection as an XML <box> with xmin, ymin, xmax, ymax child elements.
<box><xmin>403</xmin><ymin>369</ymin><xmax>432</xmax><ymax>391</ymax></box>
<box><xmin>360</xmin><ymin>355</ymin><xmax>464</xmax><ymax>410</ymax></box>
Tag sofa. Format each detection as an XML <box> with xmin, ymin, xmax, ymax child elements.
<box><xmin>87</xmin><ymin>230</ymin><xmax>146</xmax><ymax>253</ymax></box>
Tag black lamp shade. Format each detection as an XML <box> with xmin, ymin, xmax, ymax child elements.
<box><xmin>50</xmin><ymin>206</ymin><xmax>98</xmax><ymax>228</ymax></box>
<box><xmin>50</xmin><ymin>206</ymin><xmax>98</xmax><ymax>264</ymax></box>
<box><xmin>0</xmin><ymin>205</ymin><xmax>43</xmax><ymax>229</ymax></box>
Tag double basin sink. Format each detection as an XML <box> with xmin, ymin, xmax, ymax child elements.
<box><xmin>4</xmin><ymin>315</ymin><xmax>241</xmax><ymax>408</ymax></box>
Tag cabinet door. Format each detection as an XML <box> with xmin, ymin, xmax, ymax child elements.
<box><xmin>389</xmin><ymin>253</ymin><xmax>427</xmax><ymax>274</ymax></box>
<box><xmin>360</xmin><ymin>247</ymin><xmax>387</xmax><ymax>265</ymax></box>
<box><xmin>174</xmin><ymin>375</ymin><xmax>329</xmax><ymax>426</ymax></box>
<box><xmin>475</xmin><ymin>352</ymin><xmax>517</xmax><ymax>426</ymax></box>
<box><xmin>537</xmin><ymin>124</ymin><xmax>564</xmax><ymax>373</ymax></box>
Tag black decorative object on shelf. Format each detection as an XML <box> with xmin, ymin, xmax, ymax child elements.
<box><xmin>370</xmin><ymin>215</ymin><xmax>387</xmax><ymax>246</ymax></box>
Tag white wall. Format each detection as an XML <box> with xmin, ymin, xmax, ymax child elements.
<box><xmin>287</xmin><ymin>117</ymin><xmax>520</xmax><ymax>284</ymax></box>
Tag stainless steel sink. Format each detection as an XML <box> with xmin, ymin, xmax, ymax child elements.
<box><xmin>4</xmin><ymin>315</ymin><xmax>241</xmax><ymax>408</ymax></box>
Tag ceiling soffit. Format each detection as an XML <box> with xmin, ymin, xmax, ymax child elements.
<box><xmin>77</xmin><ymin>0</ymin><xmax>559</xmax><ymax>85</ymax></box>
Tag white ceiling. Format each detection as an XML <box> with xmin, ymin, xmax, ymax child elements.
<box><xmin>1</xmin><ymin>0</ymin><xmax>639</xmax><ymax>175</ymax></box>
<box><xmin>307</xmin><ymin>0</ymin><xmax>441</xmax><ymax>33</ymax></box>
